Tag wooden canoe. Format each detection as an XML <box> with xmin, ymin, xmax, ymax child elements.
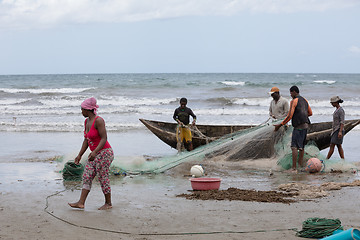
<box><xmin>307</xmin><ymin>119</ymin><xmax>360</xmax><ymax>150</ymax></box>
<box><xmin>139</xmin><ymin>118</ymin><xmax>253</xmax><ymax>150</ymax></box>
<box><xmin>140</xmin><ymin>118</ymin><xmax>360</xmax><ymax>151</ymax></box>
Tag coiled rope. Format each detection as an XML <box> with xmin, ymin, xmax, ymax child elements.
<box><xmin>296</xmin><ymin>217</ymin><xmax>343</xmax><ymax>238</ymax></box>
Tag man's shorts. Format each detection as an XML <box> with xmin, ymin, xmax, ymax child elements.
<box><xmin>179</xmin><ymin>127</ymin><xmax>192</xmax><ymax>142</ymax></box>
<box><xmin>291</xmin><ymin>128</ymin><xmax>308</xmax><ymax>150</ymax></box>
<box><xmin>330</xmin><ymin>129</ymin><xmax>344</xmax><ymax>145</ymax></box>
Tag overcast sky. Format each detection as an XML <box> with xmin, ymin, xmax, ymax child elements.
<box><xmin>0</xmin><ymin>0</ymin><xmax>359</xmax><ymax>74</ymax></box>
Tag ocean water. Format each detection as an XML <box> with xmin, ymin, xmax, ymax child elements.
<box><xmin>1</xmin><ymin>73</ymin><xmax>360</xmax><ymax>133</ymax></box>
<box><xmin>0</xmin><ymin>73</ymin><xmax>360</xmax><ymax>182</ymax></box>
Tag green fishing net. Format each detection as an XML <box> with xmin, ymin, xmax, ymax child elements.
<box><xmin>62</xmin><ymin>161</ymin><xmax>84</xmax><ymax>181</ymax></box>
<box><xmin>276</xmin><ymin>126</ymin><xmax>357</xmax><ymax>172</ymax></box>
<box><xmin>110</xmin><ymin>122</ymin><xmax>281</xmax><ymax>174</ymax></box>
<box><xmin>275</xmin><ymin>126</ymin><xmax>321</xmax><ymax>170</ymax></box>
<box><xmin>110</xmin><ymin>120</ymin><xmax>358</xmax><ymax>175</ymax></box>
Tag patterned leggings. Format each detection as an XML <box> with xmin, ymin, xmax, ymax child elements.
<box><xmin>82</xmin><ymin>148</ymin><xmax>114</xmax><ymax>195</ymax></box>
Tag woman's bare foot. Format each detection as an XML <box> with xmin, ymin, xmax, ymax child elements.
<box><xmin>68</xmin><ymin>202</ymin><xmax>85</xmax><ymax>209</ymax></box>
<box><xmin>98</xmin><ymin>203</ymin><xmax>112</xmax><ymax>210</ymax></box>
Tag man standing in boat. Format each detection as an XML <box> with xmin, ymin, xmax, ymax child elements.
<box><xmin>269</xmin><ymin>86</ymin><xmax>289</xmax><ymax>120</ymax></box>
<box><xmin>173</xmin><ymin>98</ymin><xmax>197</xmax><ymax>151</ymax></box>
<box><xmin>274</xmin><ymin>86</ymin><xmax>312</xmax><ymax>172</ymax></box>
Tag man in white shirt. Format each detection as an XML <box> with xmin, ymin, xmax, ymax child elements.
<box><xmin>269</xmin><ymin>86</ymin><xmax>289</xmax><ymax>120</ymax></box>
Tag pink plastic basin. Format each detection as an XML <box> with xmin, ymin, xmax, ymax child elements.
<box><xmin>190</xmin><ymin>178</ymin><xmax>221</xmax><ymax>190</ymax></box>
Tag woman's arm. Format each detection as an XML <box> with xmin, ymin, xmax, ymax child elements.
<box><xmin>75</xmin><ymin>138</ymin><xmax>88</xmax><ymax>164</ymax></box>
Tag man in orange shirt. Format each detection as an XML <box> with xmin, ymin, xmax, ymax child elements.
<box><xmin>274</xmin><ymin>86</ymin><xmax>312</xmax><ymax>172</ymax></box>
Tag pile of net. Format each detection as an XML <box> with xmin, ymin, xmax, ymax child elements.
<box><xmin>275</xmin><ymin>128</ymin><xmax>357</xmax><ymax>172</ymax></box>
<box><xmin>62</xmin><ymin>161</ymin><xmax>84</xmax><ymax>181</ymax></box>
<box><xmin>110</xmin><ymin>121</ymin><xmax>357</xmax><ymax>175</ymax></box>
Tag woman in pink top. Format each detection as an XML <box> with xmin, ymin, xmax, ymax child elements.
<box><xmin>68</xmin><ymin>97</ymin><xmax>114</xmax><ymax>210</ymax></box>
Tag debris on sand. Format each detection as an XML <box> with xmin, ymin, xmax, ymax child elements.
<box><xmin>177</xmin><ymin>180</ymin><xmax>360</xmax><ymax>203</ymax></box>
<box><xmin>278</xmin><ymin>180</ymin><xmax>360</xmax><ymax>199</ymax></box>
<box><xmin>176</xmin><ymin>187</ymin><xmax>298</xmax><ymax>203</ymax></box>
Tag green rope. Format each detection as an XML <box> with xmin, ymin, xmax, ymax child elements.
<box><xmin>296</xmin><ymin>217</ymin><xmax>343</xmax><ymax>238</ymax></box>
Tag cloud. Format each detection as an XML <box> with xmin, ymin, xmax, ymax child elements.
<box><xmin>0</xmin><ymin>0</ymin><xmax>359</xmax><ymax>30</ymax></box>
<box><xmin>349</xmin><ymin>46</ymin><xmax>360</xmax><ymax>54</ymax></box>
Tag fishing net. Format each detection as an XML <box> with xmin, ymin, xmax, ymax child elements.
<box><xmin>275</xmin><ymin>127</ymin><xmax>321</xmax><ymax>170</ymax></box>
<box><xmin>62</xmin><ymin>161</ymin><xmax>84</xmax><ymax>181</ymax></box>
<box><xmin>111</xmin><ymin>122</ymin><xmax>281</xmax><ymax>174</ymax></box>
<box><xmin>276</xmin><ymin>127</ymin><xmax>357</xmax><ymax>172</ymax></box>
<box><xmin>110</xmin><ymin>120</ymin><xmax>357</xmax><ymax>175</ymax></box>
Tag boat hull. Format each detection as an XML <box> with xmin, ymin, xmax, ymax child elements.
<box><xmin>139</xmin><ymin>118</ymin><xmax>360</xmax><ymax>152</ymax></box>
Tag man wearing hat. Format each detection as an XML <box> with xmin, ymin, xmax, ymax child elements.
<box><xmin>268</xmin><ymin>86</ymin><xmax>289</xmax><ymax>120</ymax></box>
<box><xmin>326</xmin><ymin>96</ymin><xmax>345</xmax><ymax>159</ymax></box>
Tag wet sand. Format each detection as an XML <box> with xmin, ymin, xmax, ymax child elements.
<box><xmin>1</xmin><ymin>130</ymin><xmax>360</xmax><ymax>239</ymax></box>
<box><xmin>1</xmin><ymin>160</ymin><xmax>360</xmax><ymax>240</ymax></box>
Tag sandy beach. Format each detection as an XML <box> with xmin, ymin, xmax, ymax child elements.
<box><xmin>1</xmin><ymin>164</ymin><xmax>360</xmax><ymax>240</ymax></box>
<box><xmin>1</xmin><ymin>1</ymin><xmax>360</xmax><ymax>237</ymax></box>
<box><xmin>1</xmin><ymin>130</ymin><xmax>360</xmax><ymax>240</ymax></box>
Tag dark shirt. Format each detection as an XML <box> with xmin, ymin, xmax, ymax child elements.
<box><xmin>281</xmin><ymin>95</ymin><xmax>312</xmax><ymax>129</ymax></box>
<box><xmin>173</xmin><ymin>106</ymin><xmax>196</xmax><ymax>125</ymax></box>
